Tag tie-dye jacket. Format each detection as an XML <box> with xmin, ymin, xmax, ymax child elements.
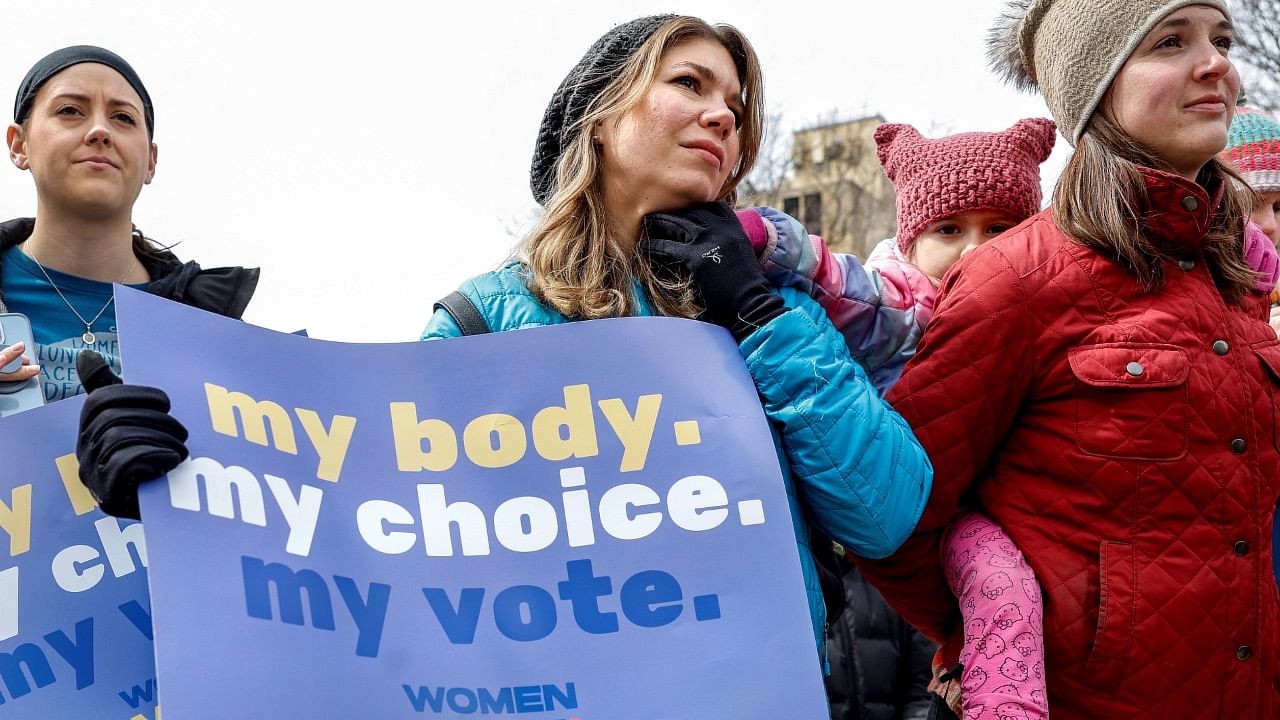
<box><xmin>738</xmin><ymin>207</ymin><xmax>934</xmax><ymax>394</ymax></box>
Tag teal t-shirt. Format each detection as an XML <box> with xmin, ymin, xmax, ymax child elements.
<box><xmin>1</xmin><ymin>245</ymin><xmax>147</xmax><ymax>402</ymax></box>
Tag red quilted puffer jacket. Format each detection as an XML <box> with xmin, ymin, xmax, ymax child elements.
<box><xmin>858</xmin><ymin>167</ymin><xmax>1279</xmax><ymax>720</ymax></box>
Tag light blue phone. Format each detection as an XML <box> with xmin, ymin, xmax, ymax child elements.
<box><xmin>0</xmin><ymin>313</ymin><xmax>45</xmax><ymax>417</ymax></box>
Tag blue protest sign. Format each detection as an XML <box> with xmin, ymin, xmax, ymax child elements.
<box><xmin>0</xmin><ymin>397</ymin><xmax>159</xmax><ymax>718</ymax></box>
<box><xmin>117</xmin><ymin>286</ymin><xmax>829</xmax><ymax>719</ymax></box>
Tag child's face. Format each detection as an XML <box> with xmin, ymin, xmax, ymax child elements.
<box><xmin>908</xmin><ymin>210</ymin><xmax>1023</xmax><ymax>281</ymax></box>
<box><xmin>1250</xmin><ymin>191</ymin><xmax>1280</xmax><ymax>245</ymax></box>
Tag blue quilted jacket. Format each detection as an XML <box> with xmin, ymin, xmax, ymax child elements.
<box><xmin>421</xmin><ymin>262</ymin><xmax>932</xmax><ymax>664</ymax></box>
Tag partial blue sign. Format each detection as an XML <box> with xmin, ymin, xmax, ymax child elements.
<box><xmin>0</xmin><ymin>397</ymin><xmax>158</xmax><ymax>719</ymax></box>
<box><xmin>117</xmin><ymin>286</ymin><xmax>829</xmax><ymax>719</ymax></box>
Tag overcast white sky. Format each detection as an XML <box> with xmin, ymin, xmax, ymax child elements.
<box><xmin>0</xmin><ymin>0</ymin><xmax>1067</xmax><ymax>341</ymax></box>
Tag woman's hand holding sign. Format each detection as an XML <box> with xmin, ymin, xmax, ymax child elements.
<box><xmin>75</xmin><ymin>349</ymin><xmax>189</xmax><ymax>520</ymax></box>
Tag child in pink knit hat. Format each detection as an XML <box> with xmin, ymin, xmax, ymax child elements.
<box><xmin>877</xmin><ymin>118</ymin><xmax>1055</xmax><ymax>281</ymax></box>
<box><xmin>873</xmin><ymin>119</ymin><xmax>1054</xmax><ymax>720</ymax></box>
<box><xmin>1220</xmin><ymin>106</ymin><xmax>1280</xmax><ymax>333</ymax></box>
<box><xmin>738</xmin><ymin>118</ymin><xmax>1057</xmax><ymax>720</ymax></box>
<box><xmin>738</xmin><ymin>118</ymin><xmax>1057</xmax><ymax>391</ymax></box>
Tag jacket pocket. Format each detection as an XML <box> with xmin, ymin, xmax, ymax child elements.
<box><xmin>1085</xmin><ymin>540</ymin><xmax>1135</xmax><ymax>690</ymax></box>
<box><xmin>1251</xmin><ymin>340</ymin><xmax>1280</xmax><ymax>452</ymax></box>
<box><xmin>1068</xmin><ymin>343</ymin><xmax>1190</xmax><ymax>460</ymax></box>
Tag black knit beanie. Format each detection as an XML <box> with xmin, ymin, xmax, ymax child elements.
<box><xmin>14</xmin><ymin>45</ymin><xmax>155</xmax><ymax>139</ymax></box>
<box><xmin>529</xmin><ymin>14</ymin><xmax>676</xmax><ymax>206</ymax></box>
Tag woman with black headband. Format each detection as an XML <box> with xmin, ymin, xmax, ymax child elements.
<box><xmin>0</xmin><ymin>46</ymin><xmax>258</xmax><ymax>402</ymax></box>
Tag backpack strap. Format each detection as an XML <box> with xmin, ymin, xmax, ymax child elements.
<box><xmin>434</xmin><ymin>291</ymin><xmax>491</xmax><ymax>336</ymax></box>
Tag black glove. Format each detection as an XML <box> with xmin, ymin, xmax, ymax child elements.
<box><xmin>76</xmin><ymin>350</ymin><xmax>189</xmax><ymax>520</ymax></box>
<box><xmin>641</xmin><ymin>202</ymin><xmax>785</xmax><ymax>342</ymax></box>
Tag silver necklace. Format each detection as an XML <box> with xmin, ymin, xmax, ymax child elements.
<box><xmin>25</xmin><ymin>243</ymin><xmax>136</xmax><ymax>345</ymax></box>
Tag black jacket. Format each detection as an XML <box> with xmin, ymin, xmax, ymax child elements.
<box><xmin>0</xmin><ymin>217</ymin><xmax>258</xmax><ymax>320</ymax></box>
<box><xmin>825</xmin><ymin>559</ymin><xmax>935</xmax><ymax>720</ymax></box>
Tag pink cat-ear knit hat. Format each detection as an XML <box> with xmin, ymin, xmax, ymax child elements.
<box><xmin>875</xmin><ymin>117</ymin><xmax>1057</xmax><ymax>253</ymax></box>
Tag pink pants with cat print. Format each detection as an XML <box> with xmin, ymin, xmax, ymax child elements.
<box><xmin>942</xmin><ymin>510</ymin><xmax>1049</xmax><ymax>720</ymax></box>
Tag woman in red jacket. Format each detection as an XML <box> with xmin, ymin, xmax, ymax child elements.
<box><xmin>857</xmin><ymin>2</ymin><xmax>1279</xmax><ymax>718</ymax></box>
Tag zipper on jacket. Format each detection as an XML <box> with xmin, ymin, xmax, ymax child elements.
<box><xmin>823</xmin><ymin>621</ymin><xmax>831</xmax><ymax>676</ymax></box>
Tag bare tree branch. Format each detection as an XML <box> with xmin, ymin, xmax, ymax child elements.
<box><xmin>742</xmin><ymin>112</ymin><xmax>897</xmax><ymax>257</ymax></box>
<box><xmin>741</xmin><ymin>112</ymin><xmax>792</xmax><ymax>200</ymax></box>
<box><xmin>1234</xmin><ymin>0</ymin><xmax>1280</xmax><ymax>110</ymax></box>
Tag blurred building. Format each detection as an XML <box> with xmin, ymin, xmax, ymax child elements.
<box><xmin>746</xmin><ymin>115</ymin><xmax>897</xmax><ymax>256</ymax></box>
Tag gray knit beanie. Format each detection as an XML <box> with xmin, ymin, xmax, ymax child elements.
<box><xmin>988</xmin><ymin>0</ymin><xmax>1231</xmax><ymax>146</ymax></box>
<box><xmin>529</xmin><ymin>14</ymin><xmax>676</xmax><ymax>206</ymax></box>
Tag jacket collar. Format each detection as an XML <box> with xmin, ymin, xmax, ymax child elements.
<box><xmin>1137</xmin><ymin>166</ymin><xmax>1223</xmax><ymax>257</ymax></box>
<box><xmin>0</xmin><ymin>217</ymin><xmax>259</xmax><ymax>319</ymax></box>
<box><xmin>0</xmin><ymin>216</ymin><xmax>184</xmax><ymax>275</ymax></box>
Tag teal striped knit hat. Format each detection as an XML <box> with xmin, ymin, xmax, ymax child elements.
<box><xmin>1222</xmin><ymin>107</ymin><xmax>1280</xmax><ymax>194</ymax></box>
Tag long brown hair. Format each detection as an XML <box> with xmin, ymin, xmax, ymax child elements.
<box><xmin>523</xmin><ymin>17</ymin><xmax>765</xmax><ymax>320</ymax></box>
<box><xmin>1053</xmin><ymin>113</ymin><xmax>1257</xmax><ymax>304</ymax></box>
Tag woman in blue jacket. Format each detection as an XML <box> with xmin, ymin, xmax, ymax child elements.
<box><xmin>420</xmin><ymin>14</ymin><xmax>932</xmax><ymax>663</ymax></box>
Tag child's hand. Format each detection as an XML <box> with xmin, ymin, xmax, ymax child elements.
<box><xmin>1244</xmin><ymin>220</ymin><xmax>1280</xmax><ymax>294</ymax></box>
<box><xmin>734</xmin><ymin>208</ymin><xmax>769</xmax><ymax>259</ymax></box>
<box><xmin>927</xmin><ymin>646</ymin><xmax>964</xmax><ymax>718</ymax></box>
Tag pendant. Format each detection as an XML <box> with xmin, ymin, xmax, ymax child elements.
<box><xmin>82</xmin><ymin>331</ymin><xmax>96</xmax><ymax>345</ymax></box>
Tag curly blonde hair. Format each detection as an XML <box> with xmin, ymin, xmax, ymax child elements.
<box><xmin>523</xmin><ymin>17</ymin><xmax>764</xmax><ymax>320</ymax></box>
